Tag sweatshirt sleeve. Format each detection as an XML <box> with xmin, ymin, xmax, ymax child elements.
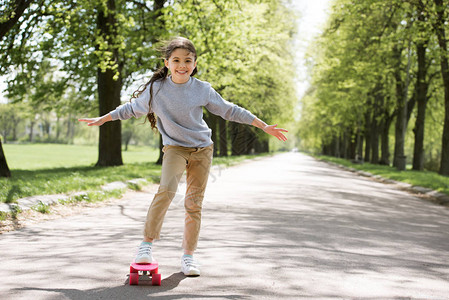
<box><xmin>110</xmin><ymin>86</ymin><xmax>151</xmax><ymax>121</ymax></box>
<box><xmin>205</xmin><ymin>87</ymin><xmax>256</xmax><ymax>125</ymax></box>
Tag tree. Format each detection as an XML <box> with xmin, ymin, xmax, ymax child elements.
<box><xmin>299</xmin><ymin>0</ymin><xmax>447</xmax><ymax>175</ymax></box>
<box><xmin>0</xmin><ymin>0</ymin><xmax>35</xmax><ymax>177</ymax></box>
<box><xmin>432</xmin><ymin>0</ymin><xmax>449</xmax><ymax>175</ymax></box>
<box><xmin>0</xmin><ymin>0</ymin><xmax>33</xmax><ymax>40</ymax></box>
<box><xmin>95</xmin><ymin>0</ymin><xmax>123</xmax><ymax>166</ymax></box>
<box><xmin>164</xmin><ymin>0</ymin><xmax>297</xmax><ymax>155</ymax></box>
<box><xmin>1</xmin><ymin>0</ymin><xmax>168</xmax><ymax>167</ymax></box>
<box><xmin>411</xmin><ymin>0</ymin><xmax>432</xmax><ymax>170</ymax></box>
<box><xmin>0</xmin><ymin>138</ymin><xmax>10</xmax><ymax>177</ymax></box>
<box><xmin>300</xmin><ymin>0</ymin><xmax>402</xmax><ymax>161</ymax></box>
<box><xmin>1</xmin><ymin>0</ymin><xmax>295</xmax><ymax>172</ymax></box>
<box><xmin>0</xmin><ymin>103</ymin><xmax>24</xmax><ymax>142</ymax></box>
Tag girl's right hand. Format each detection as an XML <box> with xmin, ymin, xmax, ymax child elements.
<box><xmin>78</xmin><ymin>114</ymin><xmax>112</xmax><ymax>126</ymax></box>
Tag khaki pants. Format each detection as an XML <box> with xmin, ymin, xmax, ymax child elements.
<box><xmin>144</xmin><ymin>144</ymin><xmax>213</xmax><ymax>251</ymax></box>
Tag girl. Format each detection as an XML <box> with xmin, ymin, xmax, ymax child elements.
<box><xmin>79</xmin><ymin>37</ymin><xmax>287</xmax><ymax>276</ymax></box>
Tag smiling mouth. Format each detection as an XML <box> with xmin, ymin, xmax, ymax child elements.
<box><xmin>176</xmin><ymin>70</ymin><xmax>187</xmax><ymax>74</ymax></box>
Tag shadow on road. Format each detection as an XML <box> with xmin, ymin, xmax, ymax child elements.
<box><xmin>123</xmin><ymin>271</ymin><xmax>186</xmax><ymax>287</ymax></box>
<box><xmin>3</xmin><ymin>153</ymin><xmax>449</xmax><ymax>299</ymax></box>
<box><xmin>13</xmin><ymin>272</ymin><xmax>248</xmax><ymax>299</ymax></box>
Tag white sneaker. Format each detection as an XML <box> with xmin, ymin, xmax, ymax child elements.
<box><xmin>135</xmin><ymin>243</ymin><xmax>153</xmax><ymax>264</ymax></box>
<box><xmin>181</xmin><ymin>255</ymin><xmax>200</xmax><ymax>276</ymax></box>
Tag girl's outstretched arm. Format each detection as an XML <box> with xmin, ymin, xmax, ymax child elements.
<box><xmin>78</xmin><ymin>113</ymin><xmax>112</xmax><ymax>126</ymax></box>
<box><xmin>251</xmin><ymin>117</ymin><xmax>288</xmax><ymax>142</ymax></box>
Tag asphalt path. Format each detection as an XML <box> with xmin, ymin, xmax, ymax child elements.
<box><xmin>1</xmin><ymin>152</ymin><xmax>449</xmax><ymax>300</ymax></box>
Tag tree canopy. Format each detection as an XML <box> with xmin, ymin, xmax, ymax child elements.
<box><xmin>0</xmin><ymin>0</ymin><xmax>298</xmax><ymax>176</ymax></box>
<box><xmin>299</xmin><ymin>0</ymin><xmax>449</xmax><ymax>175</ymax></box>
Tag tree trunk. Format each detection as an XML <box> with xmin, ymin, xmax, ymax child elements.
<box><xmin>56</xmin><ymin>115</ymin><xmax>61</xmax><ymax>141</ymax></box>
<box><xmin>205</xmin><ymin>113</ymin><xmax>218</xmax><ymax>156</ymax></box>
<box><xmin>65</xmin><ymin>113</ymin><xmax>71</xmax><ymax>140</ymax></box>
<box><xmin>262</xmin><ymin>139</ymin><xmax>269</xmax><ymax>153</ymax></box>
<box><xmin>0</xmin><ymin>138</ymin><xmax>11</xmax><ymax>177</ymax></box>
<box><xmin>124</xmin><ymin>132</ymin><xmax>132</xmax><ymax>151</ymax></box>
<box><xmin>218</xmin><ymin>117</ymin><xmax>227</xmax><ymax>156</ymax></box>
<box><xmin>231</xmin><ymin>123</ymin><xmax>246</xmax><ymax>155</ymax></box>
<box><xmin>29</xmin><ymin>120</ymin><xmax>34</xmax><ymax>142</ymax></box>
<box><xmin>370</xmin><ymin>89</ymin><xmax>382</xmax><ymax>164</ymax></box>
<box><xmin>356</xmin><ymin>127</ymin><xmax>364</xmax><ymax>162</ymax></box>
<box><xmin>42</xmin><ymin>119</ymin><xmax>51</xmax><ymax>138</ymax></box>
<box><xmin>0</xmin><ymin>0</ymin><xmax>32</xmax><ymax>40</ymax></box>
<box><xmin>1</xmin><ymin>130</ymin><xmax>6</xmax><ymax>144</ymax></box>
<box><xmin>379</xmin><ymin>114</ymin><xmax>393</xmax><ymax>165</ymax></box>
<box><xmin>322</xmin><ymin>143</ymin><xmax>331</xmax><ymax>156</ymax></box>
<box><xmin>340</xmin><ymin>131</ymin><xmax>346</xmax><ymax>159</ymax></box>
<box><xmin>148</xmin><ymin>0</ymin><xmax>166</xmax><ymax>164</ymax></box>
<box><xmin>342</xmin><ymin>130</ymin><xmax>349</xmax><ymax>159</ymax></box>
<box><xmin>254</xmin><ymin>133</ymin><xmax>264</xmax><ymax>154</ymax></box>
<box><xmin>12</xmin><ymin>115</ymin><xmax>19</xmax><ymax>141</ymax></box>
<box><xmin>433</xmin><ymin>0</ymin><xmax>449</xmax><ymax>175</ymax></box>
<box><xmin>95</xmin><ymin>0</ymin><xmax>123</xmax><ymax>167</ymax></box>
<box><xmin>412</xmin><ymin>39</ymin><xmax>429</xmax><ymax>171</ymax></box>
<box><xmin>364</xmin><ymin>108</ymin><xmax>371</xmax><ymax>162</ymax></box>
<box><xmin>370</xmin><ymin>124</ymin><xmax>379</xmax><ymax>164</ymax></box>
<box><xmin>0</xmin><ymin>0</ymin><xmax>33</xmax><ymax>177</ymax></box>
<box><xmin>246</xmin><ymin>127</ymin><xmax>256</xmax><ymax>155</ymax></box>
<box><xmin>153</xmin><ymin>0</ymin><xmax>166</xmax><ymax>15</ymax></box>
<box><xmin>348</xmin><ymin>128</ymin><xmax>357</xmax><ymax>160</ymax></box>
<box><xmin>334</xmin><ymin>134</ymin><xmax>340</xmax><ymax>158</ymax></box>
<box><xmin>155</xmin><ymin>133</ymin><xmax>163</xmax><ymax>165</ymax></box>
<box><xmin>392</xmin><ymin>44</ymin><xmax>410</xmax><ymax>171</ymax></box>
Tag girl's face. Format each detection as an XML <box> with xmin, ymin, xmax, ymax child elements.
<box><xmin>165</xmin><ymin>48</ymin><xmax>197</xmax><ymax>84</ymax></box>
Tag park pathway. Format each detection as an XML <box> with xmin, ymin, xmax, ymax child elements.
<box><xmin>1</xmin><ymin>152</ymin><xmax>449</xmax><ymax>299</ymax></box>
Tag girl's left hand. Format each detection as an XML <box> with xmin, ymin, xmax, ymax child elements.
<box><xmin>263</xmin><ymin>124</ymin><xmax>288</xmax><ymax>141</ymax></box>
<box><xmin>78</xmin><ymin>117</ymin><xmax>106</xmax><ymax>126</ymax></box>
<box><xmin>78</xmin><ymin>113</ymin><xmax>112</xmax><ymax>126</ymax></box>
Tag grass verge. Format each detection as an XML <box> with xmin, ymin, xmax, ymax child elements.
<box><xmin>315</xmin><ymin>155</ymin><xmax>449</xmax><ymax>196</ymax></box>
<box><xmin>2</xmin><ymin>144</ymin><xmax>160</xmax><ymax>169</ymax></box>
<box><xmin>1</xmin><ymin>162</ymin><xmax>162</xmax><ymax>204</ymax></box>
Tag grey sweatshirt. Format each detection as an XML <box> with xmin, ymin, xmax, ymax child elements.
<box><xmin>110</xmin><ymin>76</ymin><xmax>256</xmax><ymax>148</ymax></box>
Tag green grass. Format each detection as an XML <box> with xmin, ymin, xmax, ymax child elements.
<box><xmin>1</xmin><ymin>162</ymin><xmax>163</xmax><ymax>204</ymax></box>
<box><xmin>3</xmin><ymin>144</ymin><xmax>159</xmax><ymax>169</ymax></box>
<box><xmin>316</xmin><ymin>155</ymin><xmax>449</xmax><ymax>196</ymax></box>
<box><xmin>0</xmin><ymin>143</ymin><xmax>272</xmax><ymax>204</ymax></box>
<box><xmin>33</xmin><ymin>201</ymin><xmax>51</xmax><ymax>214</ymax></box>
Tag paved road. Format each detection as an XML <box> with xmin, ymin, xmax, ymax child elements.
<box><xmin>1</xmin><ymin>152</ymin><xmax>449</xmax><ymax>300</ymax></box>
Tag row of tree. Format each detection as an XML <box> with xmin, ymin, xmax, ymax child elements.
<box><xmin>0</xmin><ymin>103</ymin><xmax>77</xmax><ymax>144</ymax></box>
<box><xmin>298</xmin><ymin>0</ymin><xmax>449</xmax><ymax>175</ymax></box>
<box><xmin>0</xmin><ymin>0</ymin><xmax>297</xmax><ymax>177</ymax></box>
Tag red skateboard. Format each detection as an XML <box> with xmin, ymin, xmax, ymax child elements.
<box><xmin>129</xmin><ymin>261</ymin><xmax>162</xmax><ymax>286</ymax></box>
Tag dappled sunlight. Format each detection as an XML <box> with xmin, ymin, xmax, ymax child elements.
<box><xmin>1</xmin><ymin>152</ymin><xmax>449</xmax><ymax>299</ymax></box>
<box><xmin>200</xmin><ymin>152</ymin><xmax>449</xmax><ymax>298</ymax></box>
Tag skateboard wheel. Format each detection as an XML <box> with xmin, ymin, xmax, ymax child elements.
<box><xmin>129</xmin><ymin>273</ymin><xmax>139</xmax><ymax>285</ymax></box>
<box><xmin>152</xmin><ymin>273</ymin><xmax>162</xmax><ymax>286</ymax></box>
<box><xmin>130</xmin><ymin>266</ymin><xmax>137</xmax><ymax>273</ymax></box>
<box><xmin>151</xmin><ymin>267</ymin><xmax>158</xmax><ymax>275</ymax></box>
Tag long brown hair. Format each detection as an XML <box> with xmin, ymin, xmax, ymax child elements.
<box><xmin>130</xmin><ymin>37</ymin><xmax>198</xmax><ymax>130</ymax></box>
